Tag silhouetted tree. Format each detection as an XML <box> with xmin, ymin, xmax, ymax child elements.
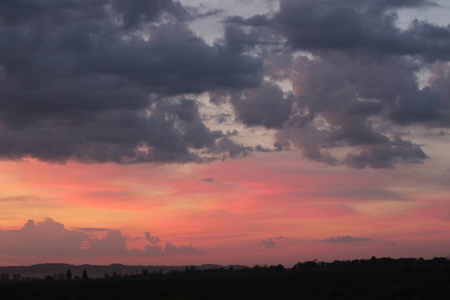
<box><xmin>303</xmin><ymin>261</ymin><xmax>318</xmax><ymax>270</ymax></box>
<box><xmin>82</xmin><ymin>270</ymin><xmax>88</xmax><ymax>280</ymax></box>
<box><xmin>1</xmin><ymin>273</ymin><xmax>9</xmax><ymax>282</ymax></box>
<box><xmin>272</xmin><ymin>264</ymin><xmax>285</xmax><ymax>271</ymax></box>
<box><xmin>45</xmin><ymin>275</ymin><xmax>53</xmax><ymax>281</ymax></box>
<box><xmin>185</xmin><ymin>266</ymin><xmax>197</xmax><ymax>274</ymax></box>
<box><xmin>66</xmin><ymin>269</ymin><xmax>72</xmax><ymax>280</ymax></box>
<box><xmin>12</xmin><ymin>274</ymin><xmax>21</xmax><ymax>281</ymax></box>
<box><xmin>55</xmin><ymin>272</ymin><xmax>65</xmax><ymax>281</ymax></box>
<box><xmin>252</xmin><ymin>265</ymin><xmax>263</xmax><ymax>271</ymax></box>
<box><xmin>370</xmin><ymin>256</ymin><xmax>378</xmax><ymax>265</ymax></box>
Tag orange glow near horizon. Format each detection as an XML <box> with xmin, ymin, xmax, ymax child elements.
<box><xmin>1</xmin><ymin>151</ymin><xmax>450</xmax><ymax>267</ymax></box>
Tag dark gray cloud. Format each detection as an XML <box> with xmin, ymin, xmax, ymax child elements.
<box><xmin>112</xmin><ymin>0</ymin><xmax>189</xmax><ymax>29</ymax></box>
<box><xmin>0</xmin><ymin>218</ymin><xmax>205</xmax><ymax>258</ymax></box>
<box><xmin>229</xmin><ymin>83</ymin><xmax>294</xmax><ymax>129</ymax></box>
<box><xmin>0</xmin><ymin>0</ymin><xmax>262</xmax><ymax>164</ymax></box>
<box><xmin>275</xmin><ymin>0</ymin><xmax>449</xmax><ymax>60</ymax></box>
<box><xmin>209</xmin><ymin>137</ymin><xmax>253</xmax><ymax>159</ymax></box>
<box><xmin>226</xmin><ymin>14</ymin><xmax>269</xmax><ymax>27</ymax></box>
<box><xmin>1</xmin><ymin>0</ymin><xmax>450</xmax><ymax>169</ymax></box>
<box><xmin>221</xmin><ymin>0</ymin><xmax>450</xmax><ymax>168</ymax></box>
<box><xmin>344</xmin><ymin>138</ymin><xmax>427</xmax><ymax>169</ymax></box>
<box><xmin>313</xmin><ymin>235</ymin><xmax>372</xmax><ymax>243</ymax></box>
<box><xmin>223</xmin><ymin>24</ymin><xmax>260</xmax><ymax>53</ymax></box>
<box><xmin>189</xmin><ymin>8</ymin><xmax>224</xmax><ymax>20</ymax></box>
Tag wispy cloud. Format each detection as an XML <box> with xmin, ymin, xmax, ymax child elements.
<box><xmin>199</xmin><ymin>178</ymin><xmax>216</xmax><ymax>183</ymax></box>
<box><xmin>313</xmin><ymin>235</ymin><xmax>372</xmax><ymax>244</ymax></box>
<box><xmin>74</xmin><ymin>228</ymin><xmax>112</xmax><ymax>232</ymax></box>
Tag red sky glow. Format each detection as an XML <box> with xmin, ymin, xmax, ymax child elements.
<box><xmin>0</xmin><ymin>0</ymin><xmax>450</xmax><ymax>268</ymax></box>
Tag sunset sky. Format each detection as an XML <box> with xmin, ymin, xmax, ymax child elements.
<box><xmin>0</xmin><ymin>0</ymin><xmax>450</xmax><ymax>267</ymax></box>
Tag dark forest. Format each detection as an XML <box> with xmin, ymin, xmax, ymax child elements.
<box><xmin>1</xmin><ymin>257</ymin><xmax>450</xmax><ymax>299</ymax></box>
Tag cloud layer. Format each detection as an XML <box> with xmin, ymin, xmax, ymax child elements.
<box><xmin>0</xmin><ymin>218</ymin><xmax>205</xmax><ymax>258</ymax></box>
<box><xmin>0</xmin><ymin>0</ymin><xmax>261</xmax><ymax>163</ymax></box>
<box><xmin>224</xmin><ymin>0</ymin><xmax>450</xmax><ymax>168</ymax></box>
<box><xmin>0</xmin><ymin>0</ymin><xmax>449</xmax><ymax>168</ymax></box>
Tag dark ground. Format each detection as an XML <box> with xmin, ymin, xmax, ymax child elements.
<box><xmin>0</xmin><ymin>257</ymin><xmax>449</xmax><ymax>299</ymax></box>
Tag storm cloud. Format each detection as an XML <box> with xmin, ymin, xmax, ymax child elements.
<box><xmin>223</xmin><ymin>0</ymin><xmax>450</xmax><ymax>168</ymax></box>
<box><xmin>1</xmin><ymin>0</ymin><xmax>450</xmax><ymax>169</ymax></box>
<box><xmin>0</xmin><ymin>0</ymin><xmax>262</xmax><ymax>164</ymax></box>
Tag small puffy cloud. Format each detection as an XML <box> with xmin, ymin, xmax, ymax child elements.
<box><xmin>262</xmin><ymin>238</ymin><xmax>276</xmax><ymax>249</ymax></box>
<box><xmin>199</xmin><ymin>178</ymin><xmax>215</xmax><ymax>183</ymax></box>
<box><xmin>384</xmin><ymin>240</ymin><xmax>398</xmax><ymax>246</ymax></box>
<box><xmin>262</xmin><ymin>236</ymin><xmax>288</xmax><ymax>249</ymax></box>
<box><xmin>209</xmin><ymin>137</ymin><xmax>252</xmax><ymax>159</ymax></box>
<box><xmin>313</xmin><ymin>235</ymin><xmax>372</xmax><ymax>244</ymax></box>
<box><xmin>230</xmin><ymin>83</ymin><xmax>293</xmax><ymax>129</ymax></box>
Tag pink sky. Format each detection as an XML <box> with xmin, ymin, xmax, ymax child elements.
<box><xmin>1</xmin><ymin>149</ymin><xmax>449</xmax><ymax>267</ymax></box>
<box><xmin>1</xmin><ymin>0</ymin><xmax>450</xmax><ymax>268</ymax></box>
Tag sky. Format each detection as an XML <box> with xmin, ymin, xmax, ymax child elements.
<box><xmin>0</xmin><ymin>0</ymin><xmax>450</xmax><ymax>267</ymax></box>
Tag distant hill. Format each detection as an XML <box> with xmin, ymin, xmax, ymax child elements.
<box><xmin>0</xmin><ymin>263</ymin><xmax>248</xmax><ymax>279</ymax></box>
